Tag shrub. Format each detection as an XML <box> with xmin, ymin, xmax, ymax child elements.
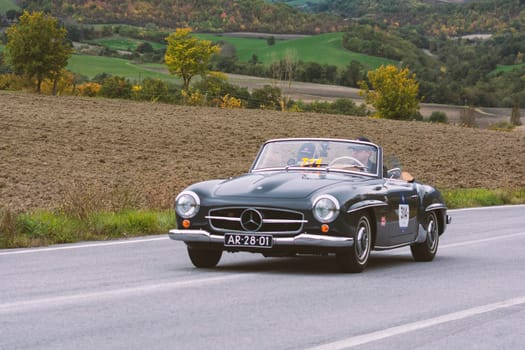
<box><xmin>0</xmin><ymin>73</ymin><xmax>33</xmax><ymax>91</ymax></box>
<box><xmin>193</xmin><ymin>72</ymin><xmax>250</xmax><ymax>105</ymax></box>
<box><xmin>182</xmin><ymin>89</ymin><xmax>207</xmax><ymax>106</ymax></box>
<box><xmin>295</xmin><ymin>98</ymin><xmax>368</xmax><ymax>116</ymax></box>
<box><xmin>99</xmin><ymin>76</ymin><xmax>133</xmax><ymax>99</ymax></box>
<box><xmin>248</xmin><ymin>85</ymin><xmax>282</xmax><ymax>110</ymax></box>
<box><xmin>139</xmin><ymin>78</ymin><xmax>172</xmax><ymax>102</ymax></box>
<box><xmin>429</xmin><ymin>111</ymin><xmax>448</xmax><ymax>124</ymax></box>
<box><xmin>0</xmin><ymin>207</ymin><xmax>18</xmax><ymax>248</ymax></box>
<box><xmin>40</xmin><ymin>70</ymin><xmax>76</xmax><ymax>96</ymax></box>
<box><xmin>219</xmin><ymin>94</ymin><xmax>242</xmax><ymax>108</ymax></box>
<box><xmin>76</xmin><ymin>82</ymin><xmax>102</xmax><ymax>97</ymax></box>
<box><xmin>488</xmin><ymin>121</ymin><xmax>515</xmax><ymax>132</ymax></box>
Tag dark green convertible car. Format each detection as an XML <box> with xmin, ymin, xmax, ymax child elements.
<box><xmin>169</xmin><ymin>138</ymin><xmax>451</xmax><ymax>273</ymax></box>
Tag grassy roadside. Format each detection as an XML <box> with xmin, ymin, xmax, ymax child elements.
<box><xmin>1</xmin><ymin>187</ymin><xmax>523</xmax><ymax>249</ymax></box>
<box><xmin>441</xmin><ymin>187</ymin><xmax>525</xmax><ymax>209</ymax></box>
<box><xmin>0</xmin><ymin>209</ymin><xmax>176</xmax><ymax>249</ymax></box>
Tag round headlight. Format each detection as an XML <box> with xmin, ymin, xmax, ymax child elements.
<box><xmin>313</xmin><ymin>195</ymin><xmax>340</xmax><ymax>223</ymax></box>
<box><xmin>175</xmin><ymin>191</ymin><xmax>200</xmax><ymax>218</ymax></box>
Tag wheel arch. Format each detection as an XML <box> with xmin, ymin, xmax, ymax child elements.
<box><xmin>346</xmin><ymin>200</ymin><xmax>386</xmax><ymax>249</ymax></box>
<box><xmin>424</xmin><ymin>203</ymin><xmax>447</xmax><ymax>235</ymax></box>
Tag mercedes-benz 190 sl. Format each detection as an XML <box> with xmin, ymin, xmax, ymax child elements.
<box><xmin>169</xmin><ymin>138</ymin><xmax>451</xmax><ymax>273</ymax></box>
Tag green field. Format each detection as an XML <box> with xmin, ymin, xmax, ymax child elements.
<box><xmin>88</xmin><ymin>32</ymin><xmax>394</xmax><ymax>69</ymax></box>
<box><xmin>66</xmin><ymin>32</ymin><xmax>396</xmax><ymax>82</ymax></box>
<box><xmin>67</xmin><ymin>54</ymin><xmax>178</xmax><ymax>83</ymax></box>
<box><xmin>0</xmin><ymin>0</ymin><xmax>18</xmax><ymax>12</ymax></box>
<box><xmin>264</xmin><ymin>0</ymin><xmax>326</xmax><ymax>6</ymax></box>
<box><xmin>88</xmin><ymin>36</ymin><xmax>166</xmax><ymax>51</ymax></box>
<box><xmin>493</xmin><ymin>63</ymin><xmax>525</xmax><ymax>73</ymax></box>
<box><xmin>195</xmin><ymin>32</ymin><xmax>396</xmax><ymax>69</ymax></box>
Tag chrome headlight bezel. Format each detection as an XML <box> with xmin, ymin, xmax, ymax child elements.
<box><xmin>312</xmin><ymin>195</ymin><xmax>340</xmax><ymax>223</ymax></box>
<box><xmin>175</xmin><ymin>191</ymin><xmax>200</xmax><ymax>219</ymax></box>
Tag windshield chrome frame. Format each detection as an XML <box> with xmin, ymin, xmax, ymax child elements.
<box><xmin>250</xmin><ymin>138</ymin><xmax>383</xmax><ymax>179</ymax></box>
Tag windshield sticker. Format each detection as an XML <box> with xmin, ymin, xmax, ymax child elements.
<box><xmin>399</xmin><ymin>204</ymin><xmax>409</xmax><ymax>228</ymax></box>
<box><xmin>301</xmin><ymin>158</ymin><xmax>323</xmax><ymax>167</ymax></box>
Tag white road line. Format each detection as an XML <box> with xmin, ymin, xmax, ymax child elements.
<box><xmin>441</xmin><ymin>231</ymin><xmax>525</xmax><ymax>249</ymax></box>
<box><xmin>0</xmin><ymin>274</ymin><xmax>247</xmax><ymax>314</ymax></box>
<box><xmin>307</xmin><ymin>295</ymin><xmax>525</xmax><ymax>350</ymax></box>
<box><xmin>0</xmin><ymin>236</ymin><xmax>169</xmax><ymax>256</ymax></box>
<box><xmin>448</xmin><ymin>204</ymin><xmax>525</xmax><ymax>213</ymax></box>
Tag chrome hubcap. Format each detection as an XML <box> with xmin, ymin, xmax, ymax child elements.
<box><xmin>356</xmin><ymin>219</ymin><xmax>370</xmax><ymax>262</ymax></box>
<box><xmin>426</xmin><ymin>214</ymin><xmax>438</xmax><ymax>252</ymax></box>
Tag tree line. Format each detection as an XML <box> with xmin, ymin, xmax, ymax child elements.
<box><xmin>0</xmin><ymin>12</ymin><xmax>368</xmax><ymax>118</ymax></box>
<box><xmin>15</xmin><ymin>0</ymin><xmax>345</xmax><ymax>34</ymax></box>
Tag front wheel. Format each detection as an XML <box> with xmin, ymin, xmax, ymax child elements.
<box><xmin>411</xmin><ymin>211</ymin><xmax>439</xmax><ymax>262</ymax></box>
<box><xmin>187</xmin><ymin>246</ymin><xmax>222</xmax><ymax>268</ymax></box>
<box><xmin>336</xmin><ymin>214</ymin><xmax>372</xmax><ymax>273</ymax></box>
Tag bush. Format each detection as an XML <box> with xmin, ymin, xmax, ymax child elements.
<box><xmin>247</xmin><ymin>85</ymin><xmax>282</xmax><ymax>110</ymax></box>
<box><xmin>429</xmin><ymin>111</ymin><xmax>448</xmax><ymax>124</ymax></box>
<box><xmin>76</xmin><ymin>82</ymin><xmax>102</xmax><ymax>97</ymax></box>
<box><xmin>193</xmin><ymin>72</ymin><xmax>250</xmax><ymax>105</ymax></box>
<box><xmin>134</xmin><ymin>78</ymin><xmax>171</xmax><ymax>102</ymax></box>
<box><xmin>99</xmin><ymin>76</ymin><xmax>133</xmax><ymax>99</ymax></box>
<box><xmin>488</xmin><ymin>121</ymin><xmax>515</xmax><ymax>132</ymax></box>
<box><xmin>0</xmin><ymin>73</ymin><xmax>33</xmax><ymax>91</ymax></box>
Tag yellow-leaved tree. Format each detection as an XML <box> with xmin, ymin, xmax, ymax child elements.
<box><xmin>5</xmin><ymin>11</ymin><xmax>72</xmax><ymax>94</ymax></box>
<box><xmin>359</xmin><ymin>65</ymin><xmax>421</xmax><ymax>120</ymax></box>
<box><xmin>164</xmin><ymin>28</ymin><xmax>220</xmax><ymax>91</ymax></box>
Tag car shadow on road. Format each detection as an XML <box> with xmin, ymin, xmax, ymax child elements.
<box><xmin>212</xmin><ymin>251</ymin><xmax>418</xmax><ymax>275</ymax></box>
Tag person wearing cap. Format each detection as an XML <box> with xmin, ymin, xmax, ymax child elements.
<box><xmin>348</xmin><ymin>137</ymin><xmax>376</xmax><ymax>173</ymax></box>
<box><xmin>349</xmin><ymin>144</ymin><xmax>376</xmax><ymax>173</ymax></box>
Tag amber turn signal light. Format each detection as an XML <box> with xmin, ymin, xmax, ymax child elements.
<box><xmin>321</xmin><ymin>224</ymin><xmax>329</xmax><ymax>233</ymax></box>
<box><xmin>182</xmin><ymin>219</ymin><xmax>191</xmax><ymax>228</ymax></box>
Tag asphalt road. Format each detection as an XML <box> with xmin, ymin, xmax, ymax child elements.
<box><xmin>1</xmin><ymin>205</ymin><xmax>525</xmax><ymax>350</ymax></box>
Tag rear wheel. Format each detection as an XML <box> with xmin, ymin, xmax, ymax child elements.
<box><xmin>187</xmin><ymin>246</ymin><xmax>222</xmax><ymax>268</ymax></box>
<box><xmin>336</xmin><ymin>214</ymin><xmax>372</xmax><ymax>273</ymax></box>
<box><xmin>411</xmin><ymin>211</ymin><xmax>439</xmax><ymax>262</ymax></box>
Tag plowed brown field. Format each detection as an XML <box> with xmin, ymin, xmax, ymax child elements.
<box><xmin>1</xmin><ymin>91</ymin><xmax>524</xmax><ymax>211</ymax></box>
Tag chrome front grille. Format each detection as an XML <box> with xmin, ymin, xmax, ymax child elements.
<box><xmin>206</xmin><ymin>207</ymin><xmax>306</xmax><ymax>234</ymax></box>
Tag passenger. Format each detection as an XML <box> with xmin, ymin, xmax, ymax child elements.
<box><xmin>297</xmin><ymin>142</ymin><xmax>316</xmax><ymax>165</ymax></box>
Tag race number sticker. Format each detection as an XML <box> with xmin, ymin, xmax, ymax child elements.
<box><xmin>399</xmin><ymin>204</ymin><xmax>409</xmax><ymax>228</ymax></box>
<box><xmin>301</xmin><ymin>158</ymin><xmax>323</xmax><ymax>167</ymax></box>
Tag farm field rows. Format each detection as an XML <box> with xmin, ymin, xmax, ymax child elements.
<box><xmin>0</xmin><ymin>91</ymin><xmax>523</xmax><ymax>212</ymax></box>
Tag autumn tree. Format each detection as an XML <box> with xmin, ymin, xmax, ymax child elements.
<box><xmin>164</xmin><ymin>28</ymin><xmax>220</xmax><ymax>91</ymax></box>
<box><xmin>5</xmin><ymin>11</ymin><xmax>72</xmax><ymax>93</ymax></box>
<box><xmin>359</xmin><ymin>65</ymin><xmax>421</xmax><ymax>120</ymax></box>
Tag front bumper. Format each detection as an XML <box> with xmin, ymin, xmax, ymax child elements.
<box><xmin>168</xmin><ymin>229</ymin><xmax>354</xmax><ymax>248</ymax></box>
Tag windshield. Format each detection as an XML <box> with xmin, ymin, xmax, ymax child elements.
<box><xmin>252</xmin><ymin>139</ymin><xmax>380</xmax><ymax>176</ymax></box>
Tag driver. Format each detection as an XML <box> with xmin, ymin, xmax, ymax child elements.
<box><xmin>349</xmin><ymin>144</ymin><xmax>376</xmax><ymax>173</ymax></box>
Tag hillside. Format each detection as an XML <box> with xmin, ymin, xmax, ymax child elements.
<box><xmin>15</xmin><ymin>0</ymin><xmax>344</xmax><ymax>33</ymax></box>
<box><xmin>1</xmin><ymin>91</ymin><xmax>523</xmax><ymax>212</ymax></box>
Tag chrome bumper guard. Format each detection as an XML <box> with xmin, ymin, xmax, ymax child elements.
<box><xmin>169</xmin><ymin>229</ymin><xmax>354</xmax><ymax>248</ymax></box>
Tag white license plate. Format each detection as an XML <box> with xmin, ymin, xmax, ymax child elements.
<box><xmin>224</xmin><ymin>233</ymin><xmax>273</xmax><ymax>248</ymax></box>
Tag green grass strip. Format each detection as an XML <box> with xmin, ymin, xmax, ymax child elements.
<box><xmin>0</xmin><ymin>209</ymin><xmax>176</xmax><ymax>249</ymax></box>
<box><xmin>441</xmin><ymin>187</ymin><xmax>525</xmax><ymax>209</ymax></box>
<box><xmin>1</xmin><ymin>188</ymin><xmax>524</xmax><ymax>248</ymax></box>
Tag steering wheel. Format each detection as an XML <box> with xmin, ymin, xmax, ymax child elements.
<box><xmin>329</xmin><ymin>156</ymin><xmax>366</xmax><ymax>169</ymax></box>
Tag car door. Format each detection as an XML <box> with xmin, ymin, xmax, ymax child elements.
<box><xmin>383</xmin><ymin>178</ymin><xmax>419</xmax><ymax>246</ymax></box>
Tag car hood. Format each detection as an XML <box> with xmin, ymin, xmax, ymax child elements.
<box><xmin>212</xmin><ymin>171</ymin><xmax>360</xmax><ymax>199</ymax></box>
